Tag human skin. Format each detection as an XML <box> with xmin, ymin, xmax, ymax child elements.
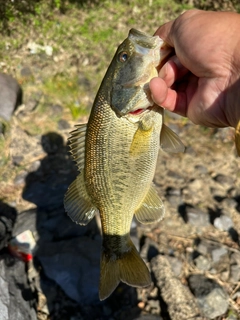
<box><xmin>150</xmin><ymin>9</ymin><xmax>240</xmax><ymax>128</ymax></box>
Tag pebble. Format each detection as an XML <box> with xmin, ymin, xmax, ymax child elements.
<box><xmin>14</xmin><ymin>171</ymin><xmax>28</xmax><ymax>185</ymax></box>
<box><xmin>166</xmin><ymin>256</ymin><xmax>182</xmax><ymax>276</ymax></box>
<box><xmin>58</xmin><ymin>119</ymin><xmax>70</xmax><ymax>130</ymax></box>
<box><xmin>194</xmin><ymin>164</ymin><xmax>208</xmax><ymax>175</ymax></box>
<box><xmin>213</xmin><ymin>174</ymin><xmax>234</xmax><ymax>186</ymax></box>
<box><xmin>0</xmin><ymin>73</ymin><xmax>22</xmax><ymax>121</ymax></box>
<box><xmin>211</xmin><ymin>247</ymin><xmax>228</xmax><ymax>263</ymax></box>
<box><xmin>230</xmin><ymin>264</ymin><xmax>240</xmax><ymax>282</ymax></box>
<box><xmin>194</xmin><ymin>255</ymin><xmax>211</xmax><ymax>271</ymax></box>
<box><xmin>20</xmin><ymin>66</ymin><xmax>32</xmax><ymax>77</ymax></box>
<box><xmin>230</xmin><ymin>252</ymin><xmax>240</xmax><ymax>265</ymax></box>
<box><xmin>188</xmin><ymin>275</ymin><xmax>229</xmax><ymax>318</ymax></box>
<box><xmin>214</xmin><ymin>215</ymin><xmax>233</xmax><ymax>231</ymax></box>
<box><xmin>184</xmin><ymin>206</ymin><xmax>210</xmax><ymax>227</ymax></box>
<box><xmin>197</xmin><ymin>288</ymin><xmax>229</xmax><ymax>319</ymax></box>
<box><xmin>51</xmin><ymin>104</ymin><xmax>63</xmax><ymax>115</ymax></box>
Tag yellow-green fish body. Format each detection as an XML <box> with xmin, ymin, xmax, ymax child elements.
<box><xmin>64</xmin><ymin>29</ymin><xmax>184</xmax><ymax>300</ymax></box>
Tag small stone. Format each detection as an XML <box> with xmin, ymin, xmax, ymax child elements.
<box><xmin>168</xmin><ymin>170</ymin><xmax>184</xmax><ymax>180</ymax></box>
<box><xmin>211</xmin><ymin>247</ymin><xmax>228</xmax><ymax>263</ymax></box>
<box><xmin>51</xmin><ymin>104</ymin><xmax>63</xmax><ymax>115</ymax></box>
<box><xmin>23</xmin><ymin>91</ymin><xmax>43</xmax><ymax>113</ymax></box>
<box><xmin>194</xmin><ymin>255</ymin><xmax>211</xmax><ymax>271</ymax></box>
<box><xmin>14</xmin><ymin>171</ymin><xmax>28</xmax><ymax>185</ymax></box>
<box><xmin>214</xmin><ymin>215</ymin><xmax>233</xmax><ymax>231</ymax></box>
<box><xmin>197</xmin><ymin>241</ymin><xmax>209</xmax><ymax>256</ymax></box>
<box><xmin>197</xmin><ymin>288</ymin><xmax>229</xmax><ymax>319</ymax></box>
<box><xmin>194</xmin><ymin>165</ymin><xmax>208</xmax><ymax>175</ymax></box>
<box><xmin>230</xmin><ymin>252</ymin><xmax>240</xmax><ymax>265</ymax></box>
<box><xmin>0</xmin><ymin>73</ymin><xmax>22</xmax><ymax>121</ymax></box>
<box><xmin>12</xmin><ymin>155</ymin><xmax>23</xmax><ymax>166</ymax></box>
<box><xmin>185</xmin><ymin>145</ymin><xmax>196</xmax><ymax>156</ymax></box>
<box><xmin>184</xmin><ymin>206</ymin><xmax>209</xmax><ymax>227</ymax></box>
<box><xmin>166</xmin><ymin>187</ymin><xmax>181</xmax><ymax>196</ymax></box>
<box><xmin>188</xmin><ymin>275</ymin><xmax>229</xmax><ymax>318</ymax></box>
<box><xmin>222</xmin><ymin>197</ymin><xmax>238</xmax><ymax>209</ymax></box>
<box><xmin>214</xmin><ymin>174</ymin><xmax>234</xmax><ymax>186</ymax></box>
<box><xmin>20</xmin><ymin>66</ymin><xmax>32</xmax><ymax>78</ymax></box>
<box><xmin>58</xmin><ymin>119</ymin><xmax>70</xmax><ymax>130</ymax></box>
<box><xmin>146</xmin><ymin>299</ymin><xmax>160</xmax><ymax>314</ymax></box>
<box><xmin>166</xmin><ymin>256</ymin><xmax>182</xmax><ymax>276</ymax></box>
<box><xmin>230</xmin><ymin>264</ymin><xmax>240</xmax><ymax>282</ymax></box>
<box><xmin>166</xmin><ymin>195</ymin><xmax>183</xmax><ymax>207</ymax></box>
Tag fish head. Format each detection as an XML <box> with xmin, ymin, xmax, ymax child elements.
<box><xmin>109</xmin><ymin>29</ymin><xmax>171</xmax><ymax>116</ymax></box>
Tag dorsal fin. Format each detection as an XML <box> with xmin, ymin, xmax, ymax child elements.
<box><xmin>160</xmin><ymin>124</ymin><xmax>185</xmax><ymax>153</ymax></box>
<box><xmin>64</xmin><ymin>171</ymin><xmax>98</xmax><ymax>225</ymax></box>
<box><xmin>68</xmin><ymin>124</ymin><xmax>87</xmax><ymax>170</ymax></box>
<box><xmin>134</xmin><ymin>185</ymin><xmax>164</xmax><ymax>224</ymax></box>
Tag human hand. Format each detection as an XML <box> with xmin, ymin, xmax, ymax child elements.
<box><xmin>150</xmin><ymin>9</ymin><xmax>240</xmax><ymax>128</ymax></box>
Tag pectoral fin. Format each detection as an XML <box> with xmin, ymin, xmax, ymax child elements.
<box><xmin>68</xmin><ymin>123</ymin><xmax>87</xmax><ymax>170</ymax></box>
<box><xmin>64</xmin><ymin>171</ymin><xmax>98</xmax><ymax>225</ymax></box>
<box><xmin>134</xmin><ymin>185</ymin><xmax>164</xmax><ymax>224</ymax></box>
<box><xmin>235</xmin><ymin>120</ymin><xmax>240</xmax><ymax>156</ymax></box>
<box><xmin>160</xmin><ymin>124</ymin><xmax>185</xmax><ymax>153</ymax></box>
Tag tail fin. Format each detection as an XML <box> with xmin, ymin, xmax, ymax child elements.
<box><xmin>99</xmin><ymin>240</ymin><xmax>151</xmax><ymax>300</ymax></box>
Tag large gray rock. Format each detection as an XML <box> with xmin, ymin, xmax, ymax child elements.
<box><xmin>0</xmin><ymin>73</ymin><xmax>22</xmax><ymax>121</ymax></box>
<box><xmin>37</xmin><ymin>236</ymin><xmax>101</xmax><ymax>305</ymax></box>
<box><xmin>188</xmin><ymin>274</ymin><xmax>229</xmax><ymax>318</ymax></box>
<box><xmin>0</xmin><ymin>257</ymin><xmax>37</xmax><ymax>320</ymax></box>
<box><xmin>0</xmin><ymin>201</ymin><xmax>17</xmax><ymax>251</ymax></box>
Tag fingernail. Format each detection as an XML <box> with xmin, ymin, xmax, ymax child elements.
<box><xmin>159</xmin><ymin>63</ymin><xmax>167</xmax><ymax>79</ymax></box>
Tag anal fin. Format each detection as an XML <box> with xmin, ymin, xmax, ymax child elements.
<box><xmin>135</xmin><ymin>185</ymin><xmax>164</xmax><ymax>224</ymax></box>
<box><xmin>64</xmin><ymin>171</ymin><xmax>98</xmax><ymax>225</ymax></box>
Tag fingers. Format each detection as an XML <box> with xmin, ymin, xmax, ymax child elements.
<box><xmin>149</xmin><ymin>77</ymin><xmax>168</xmax><ymax>105</ymax></box>
<box><xmin>159</xmin><ymin>56</ymin><xmax>189</xmax><ymax>87</ymax></box>
<box><xmin>150</xmin><ymin>55</ymin><xmax>190</xmax><ymax>116</ymax></box>
<box><xmin>150</xmin><ymin>77</ymin><xmax>187</xmax><ymax>116</ymax></box>
<box><xmin>154</xmin><ymin>20</ymin><xmax>175</xmax><ymax>47</ymax></box>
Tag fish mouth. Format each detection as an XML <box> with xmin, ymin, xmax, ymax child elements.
<box><xmin>129</xmin><ymin>106</ymin><xmax>153</xmax><ymax>116</ymax></box>
<box><xmin>128</xmin><ymin>29</ymin><xmax>161</xmax><ymax>49</ymax></box>
<box><xmin>129</xmin><ymin>108</ymin><xmax>145</xmax><ymax>115</ymax></box>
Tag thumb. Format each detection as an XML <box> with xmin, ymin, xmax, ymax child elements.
<box><xmin>154</xmin><ymin>20</ymin><xmax>175</xmax><ymax>47</ymax></box>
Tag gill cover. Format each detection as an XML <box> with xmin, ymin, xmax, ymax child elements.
<box><xmin>111</xmin><ymin>29</ymin><xmax>162</xmax><ymax>115</ymax></box>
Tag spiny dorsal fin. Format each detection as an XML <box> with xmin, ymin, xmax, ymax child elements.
<box><xmin>134</xmin><ymin>185</ymin><xmax>164</xmax><ymax>224</ymax></box>
<box><xmin>68</xmin><ymin>123</ymin><xmax>87</xmax><ymax>170</ymax></box>
<box><xmin>64</xmin><ymin>171</ymin><xmax>98</xmax><ymax>225</ymax></box>
<box><xmin>160</xmin><ymin>123</ymin><xmax>185</xmax><ymax>153</ymax></box>
<box><xmin>235</xmin><ymin>120</ymin><xmax>240</xmax><ymax>156</ymax></box>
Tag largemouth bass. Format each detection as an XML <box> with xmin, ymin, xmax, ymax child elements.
<box><xmin>64</xmin><ymin>29</ymin><xmax>184</xmax><ymax>300</ymax></box>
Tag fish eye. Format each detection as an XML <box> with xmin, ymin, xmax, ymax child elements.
<box><xmin>118</xmin><ymin>51</ymin><xmax>128</xmax><ymax>63</ymax></box>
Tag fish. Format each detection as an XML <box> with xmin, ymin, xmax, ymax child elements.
<box><xmin>64</xmin><ymin>28</ymin><xmax>185</xmax><ymax>300</ymax></box>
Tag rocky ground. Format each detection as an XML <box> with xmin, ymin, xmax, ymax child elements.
<box><xmin>0</xmin><ymin>1</ymin><xmax>240</xmax><ymax>320</ymax></box>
